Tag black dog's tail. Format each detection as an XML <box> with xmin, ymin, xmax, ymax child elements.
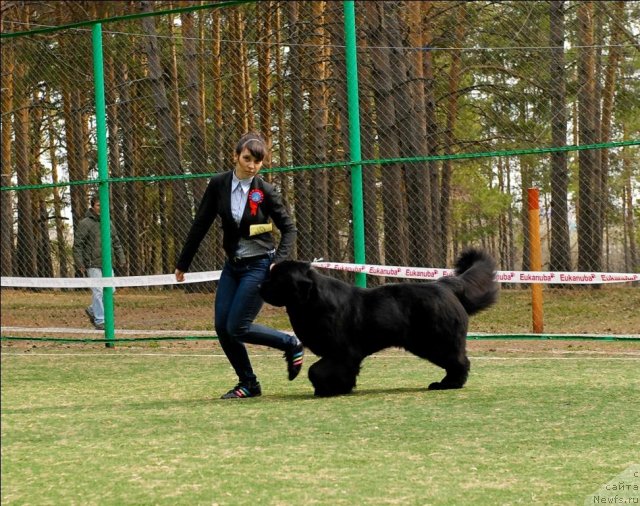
<box><xmin>438</xmin><ymin>248</ymin><xmax>499</xmax><ymax>316</ymax></box>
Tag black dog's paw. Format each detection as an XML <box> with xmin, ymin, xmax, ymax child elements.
<box><xmin>314</xmin><ymin>390</ymin><xmax>335</xmax><ymax>397</ymax></box>
<box><xmin>313</xmin><ymin>388</ymin><xmax>353</xmax><ymax>397</ymax></box>
<box><xmin>428</xmin><ymin>381</ymin><xmax>464</xmax><ymax>390</ymax></box>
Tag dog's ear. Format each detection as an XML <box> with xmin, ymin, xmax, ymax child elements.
<box><xmin>294</xmin><ymin>278</ymin><xmax>313</xmax><ymax>302</ymax></box>
<box><xmin>292</xmin><ymin>267</ymin><xmax>316</xmax><ymax>302</ymax></box>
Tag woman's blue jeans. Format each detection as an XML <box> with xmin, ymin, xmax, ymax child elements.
<box><xmin>214</xmin><ymin>256</ymin><xmax>298</xmax><ymax>384</ymax></box>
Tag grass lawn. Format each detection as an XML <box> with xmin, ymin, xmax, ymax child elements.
<box><xmin>2</xmin><ymin>346</ymin><xmax>638</xmax><ymax>505</ymax></box>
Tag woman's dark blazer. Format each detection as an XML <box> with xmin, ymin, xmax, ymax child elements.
<box><xmin>176</xmin><ymin>171</ymin><xmax>296</xmax><ymax>272</ymax></box>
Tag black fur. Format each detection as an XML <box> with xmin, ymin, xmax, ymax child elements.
<box><xmin>259</xmin><ymin>249</ymin><xmax>499</xmax><ymax>396</ymax></box>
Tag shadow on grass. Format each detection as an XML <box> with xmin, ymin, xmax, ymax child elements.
<box><xmin>263</xmin><ymin>385</ymin><xmax>434</xmax><ymax>401</ymax></box>
<box><xmin>3</xmin><ymin>386</ymin><xmax>455</xmax><ymax>415</ymax></box>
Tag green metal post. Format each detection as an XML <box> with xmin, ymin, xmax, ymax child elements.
<box><xmin>343</xmin><ymin>0</ymin><xmax>366</xmax><ymax>288</ymax></box>
<box><xmin>92</xmin><ymin>23</ymin><xmax>116</xmax><ymax>348</ymax></box>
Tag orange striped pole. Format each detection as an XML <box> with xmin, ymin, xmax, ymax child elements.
<box><xmin>528</xmin><ymin>188</ymin><xmax>544</xmax><ymax>333</ymax></box>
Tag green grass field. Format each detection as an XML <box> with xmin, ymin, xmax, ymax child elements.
<box><xmin>2</xmin><ymin>346</ymin><xmax>638</xmax><ymax>505</ymax></box>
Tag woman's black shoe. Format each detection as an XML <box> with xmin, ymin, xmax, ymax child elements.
<box><xmin>284</xmin><ymin>342</ymin><xmax>304</xmax><ymax>380</ymax></box>
<box><xmin>220</xmin><ymin>382</ymin><xmax>262</xmax><ymax>399</ymax></box>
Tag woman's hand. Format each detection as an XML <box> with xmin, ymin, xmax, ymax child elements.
<box><xmin>175</xmin><ymin>269</ymin><xmax>185</xmax><ymax>282</ymax></box>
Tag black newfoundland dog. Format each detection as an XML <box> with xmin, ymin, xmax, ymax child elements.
<box><xmin>260</xmin><ymin>249</ymin><xmax>498</xmax><ymax>397</ymax></box>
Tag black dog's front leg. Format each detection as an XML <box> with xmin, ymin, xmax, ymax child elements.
<box><xmin>308</xmin><ymin>356</ymin><xmax>361</xmax><ymax>397</ymax></box>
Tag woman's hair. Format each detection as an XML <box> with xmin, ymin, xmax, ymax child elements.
<box><xmin>235</xmin><ymin>132</ymin><xmax>268</xmax><ymax>162</ymax></box>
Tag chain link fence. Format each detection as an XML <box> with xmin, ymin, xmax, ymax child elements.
<box><xmin>1</xmin><ymin>1</ymin><xmax>639</xmax><ymax>338</ymax></box>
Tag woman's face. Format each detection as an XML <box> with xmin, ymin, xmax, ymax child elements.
<box><xmin>234</xmin><ymin>148</ymin><xmax>263</xmax><ymax>179</ymax></box>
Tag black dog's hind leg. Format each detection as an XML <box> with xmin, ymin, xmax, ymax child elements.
<box><xmin>309</xmin><ymin>356</ymin><xmax>361</xmax><ymax>397</ymax></box>
<box><xmin>428</xmin><ymin>355</ymin><xmax>470</xmax><ymax>390</ymax></box>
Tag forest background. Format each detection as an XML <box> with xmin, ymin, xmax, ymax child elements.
<box><xmin>1</xmin><ymin>1</ymin><xmax>638</xmax><ymax>300</ymax></box>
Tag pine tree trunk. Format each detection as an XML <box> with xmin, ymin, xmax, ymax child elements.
<box><xmin>198</xmin><ymin>6</ymin><xmax>207</xmax><ymax>152</ymax></box>
<box><xmin>182</xmin><ymin>10</ymin><xmax>208</xmax><ymax>203</ymax></box>
<box><xmin>183</xmin><ymin>9</ymin><xmax>214</xmax><ymax>290</ymax></box>
<box><xmin>577</xmin><ymin>1</ymin><xmax>602</xmax><ymax>272</ymax></box>
<box><xmin>104</xmin><ymin>54</ymin><xmax>127</xmax><ymax>275</ymax></box>
<box><xmin>257</xmin><ymin>1</ymin><xmax>272</xmax><ymax>145</ymax></box>
<box><xmin>288</xmin><ymin>2</ymin><xmax>312</xmax><ymax>260</ymax></box>
<box><xmin>140</xmin><ymin>1</ymin><xmax>191</xmax><ymax>266</ymax></box>
<box><xmin>14</xmin><ymin>61</ymin><xmax>36</xmax><ymax>277</ymax></box>
<box><xmin>440</xmin><ymin>4</ymin><xmax>467</xmax><ymax>264</ymax></box>
<box><xmin>45</xmin><ymin>87</ymin><xmax>69</xmax><ymax>277</ymax></box>
<box><xmin>1</xmin><ymin>22</ymin><xmax>15</xmax><ymax>276</ymax></box>
<box><xmin>208</xmin><ymin>7</ymin><xmax>225</xmax><ymax>269</ymax></box>
<box><xmin>622</xmin><ymin>125</ymin><xmax>638</xmax><ymax>273</ymax></box>
<box><xmin>31</xmin><ymin>89</ymin><xmax>54</xmax><ymax>278</ymax></box>
<box><xmin>397</xmin><ymin>4</ymin><xmax>428</xmax><ymax>267</ymax></box>
<box><xmin>421</xmin><ymin>2</ymin><xmax>443</xmax><ymax>265</ymax></box>
<box><xmin>210</xmin><ymin>8</ymin><xmax>224</xmax><ymax>171</ymax></box>
<box><xmin>229</xmin><ymin>9</ymin><xmax>249</xmax><ymax>137</ymax></box>
<box><xmin>497</xmin><ymin>158</ymin><xmax>509</xmax><ymax>271</ymax></box>
<box><xmin>520</xmin><ymin>156</ymin><xmax>534</xmax><ymax>272</ymax></box>
<box><xmin>118</xmin><ymin>61</ymin><xmax>142</xmax><ymax>275</ymax></box>
<box><xmin>598</xmin><ymin>0</ymin><xmax>623</xmax><ymax>266</ymax></box>
<box><xmin>308</xmin><ymin>0</ymin><xmax>329</xmax><ymax>260</ymax></box>
<box><xmin>364</xmin><ymin>1</ymin><xmax>408</xmax><ymax>267</ymax></box>
<box><xmin>273</xmin><ymin>4</ymin><xmax>291</xmax><ymax>198</ymax></box>
<box><xmin>241</xmin><ymin>12</ymin><xmax>255</xmax><ymax>134</ymax></box>
<box><xmin>548</xmin><ymin>0</ymin><xmax>572</xmax><ymax>272</ymax></box>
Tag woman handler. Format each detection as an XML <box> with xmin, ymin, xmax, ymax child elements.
<box><xmin>175</xmin><ymin>132</ymin><xmax>303</xmax><ymax>399</ymax></box>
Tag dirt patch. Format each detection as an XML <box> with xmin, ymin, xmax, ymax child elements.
<box><xmin>3</xmin><ymin>334</ymin><xmax>637</xmax><ymax>359</ymax></box>
<box><xmin>466</xmin><ymin>339</ymin><xmax>639</xmax><ymax>357</ymax></box>
<box><xmin>2</xmin><ymin>287</ymin><xmax>639</xmax><ymax>357</ymax></box>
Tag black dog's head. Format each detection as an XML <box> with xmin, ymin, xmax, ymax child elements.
<box><xmin>260</xmin><ymin>260</ymin><xmax>315</xmax><ymax>307</ymax></box>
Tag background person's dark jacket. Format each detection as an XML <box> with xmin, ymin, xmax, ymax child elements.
<box><xmin>73</xmin><ymin>208</ymin><xmax>126</xmax><ymax>270</ymax></box>
<box><xmin>176</xmin><ymin>171</ymin><xmax>296</xmax><ymax>272</ymax></box>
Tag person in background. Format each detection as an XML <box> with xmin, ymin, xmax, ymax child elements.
<box><xmin>73</xmin><ymin>194</ymin><xmax>126</xmax><ymax>331</ymax></box>
<box><xmin>175</xmin><ymin>132</ymin><xmax>304</xmax><ymax>399</ymax></box>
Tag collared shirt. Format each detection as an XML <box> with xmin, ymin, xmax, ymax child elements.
<box><xmin>176</xmin><ymin>170</ymin><xmax>295</xmax><ymax>271</ymax></box>
<box><xmin>230</xmin><ymin>172</ymin><xmax>272</xmax><ymax>258</ymax></box>
<box><xmin>231</xmin><ymin>171</ymin><xmax>253</xmax><ymax>225</ymax></box>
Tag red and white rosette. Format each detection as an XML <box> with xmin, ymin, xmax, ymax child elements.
<box><xmin>248</xmin><ymin>189</ymin><xmax>264</xmax><ymax>216</ymax></box>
